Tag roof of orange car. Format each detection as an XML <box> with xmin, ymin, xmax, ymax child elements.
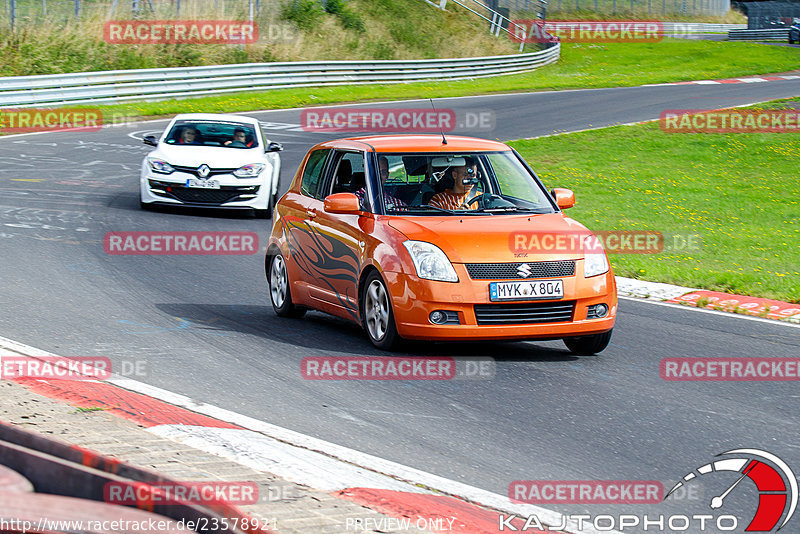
<box><xmin>321</xmin><ymin>135</ymin><xmax>511</xmax><ymax>152</ymax></box>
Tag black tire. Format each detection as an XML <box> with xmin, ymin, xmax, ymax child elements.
<box><xmin>268</xmin><ymin>253</ymin><xmax>306</xmax><ymax>318</ymax></box>
<box><xmin>253</xmin><ymin>208</ymin><xmax>270</xmax><ymax>219</ymax></box>
<box><xmin>563</xmin><ymin>329</ymin><xmax>613</xmax><ymax>355</ymax></box>
<box><xmin>140</xmin><ymin>200</ymin><xmax>151</xmax><ymax>211</ymax></box>
<box><xmin>361</xmin><ymin>271</ymin><xmax>400</xmax><ymax>350</ymax></box>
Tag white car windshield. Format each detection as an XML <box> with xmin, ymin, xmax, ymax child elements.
<box><xmin>165</xmin><ymin>120</ymin><xmax>259</xmax><ymax>149</ymax></box>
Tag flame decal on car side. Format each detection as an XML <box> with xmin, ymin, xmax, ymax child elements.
<box><xmin>280</xmin><ymin>215</ymin><xmax>360</xmax><ymax>321</ymax></box>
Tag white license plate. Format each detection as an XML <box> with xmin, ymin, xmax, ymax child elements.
<box><xmin>186</xmin><ymin>178</ymin><xmax>220</xmax><ymax>189</ymax></box>
<box><xmin>489</xmin><ymin>279</ymin><xmax>564</xmax><ymax>301</ymax></box>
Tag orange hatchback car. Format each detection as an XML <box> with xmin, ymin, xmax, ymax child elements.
<box><xmin>266</xmin><ymin>135</ymin><xmax>616</xmax><ymax>353</ymax></box>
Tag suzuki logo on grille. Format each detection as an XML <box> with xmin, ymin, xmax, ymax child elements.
<box><xmin>517</xmin><ymin>263</ymin><xmax>532</xmax><ymax>278</ymax></box>
<box><xmin>197</xmin><ymin>164</ymin><xmax>210</xmax><ymax>178</ymax></box>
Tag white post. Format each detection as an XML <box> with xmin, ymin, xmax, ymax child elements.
<box><xmin>439</xmin><ymin>0</ymin><xmax>448</xmax><ymax>8</ymax></box>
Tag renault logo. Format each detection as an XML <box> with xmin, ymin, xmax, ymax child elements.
<box><xmin>517</xmin><ymin>263</ymin><xmax>532</xmax><ymax>278</ymax></box>
<box><xmin>197</xmin><ymin>164</ymin><xmax>210</xmax><ymax>178</ymax></box>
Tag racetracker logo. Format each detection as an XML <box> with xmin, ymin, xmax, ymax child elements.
<box><xmin>302</xmin><ymin>357</ymin><xmax>456</xmax><ymax>380</ymax></box>
<box><xmin>510</xmin><ymin>20</ymin><xmax>663</xmax><ymax>43</ymax></box>
<box><xmin>0</xmin><ymin>108</ymin><xmax>103</xmax><ymax>133</ymax></box>
<box><xmin>661</xmin><ymin>109</ymin><xmax>800</xmax><ymax>133</ymax></box>
<box><xmin>104</xmin><ymin>481</ymin><xmax>259</xmax><ymax>506</ymax></box>
<box><xmin>510</xmin><ymin>230</ymin><xmax>665</xmax><ymax>255</ymax></box>
<box><xmin>302</xmin><ymin>108</ymin><xmax>456</xmax><ymax>133</ymax></box>
<box><xmin>104</xmin><ymin>231</ymin><xmax>258</xmax><ymax>255</ymax></box>
<box><xmin>104</xmin><ymin>20</ymin><xmax>258</xmax><ymax>44</ymax></box>
<box><xmin>660</xmin><ymin>358</ymin><xmax>800</xmax><ymax>381</ymax></box>
<box><xmin>300</xmin><ymin>108</ymin><xmax>496</xmax><ymax>133</ymax></box>
<box><xmin>509</xmin><ymin>480</ymin><xmax>663</xmax><ymax>504</ymax></box>
<box><xmin>0</xmin><ymin>356</ymin><xmax>111</xmax><ymax>380</ymax></box>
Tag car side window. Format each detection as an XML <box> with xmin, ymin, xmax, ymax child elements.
<box><xmin>327</xmin><ymin>151</ymin><xmax>366</xmax><ymax>198</ymax></box>
<box><xmin>300</xmin><ymin>149</ymin><xmax>330</xmax><ymax>198</ymax></box>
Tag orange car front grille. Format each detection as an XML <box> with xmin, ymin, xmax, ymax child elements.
<box><xmin>473</xmin><ymin>301</ymin><xmax>576</xmax><ymax>325</ymax></box>
<box><xmin>465</xmin><ymin>260</ymin><xmax>575</xmax><ymax>280</ymax></box>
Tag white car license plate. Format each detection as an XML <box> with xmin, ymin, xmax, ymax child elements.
<box><xmin>186</xmin><ymin>178</ymin><xmax>220</xmax><ymax>189</ymax></box>
<box><xmin>489</xmin><ymin>280</ymin><xmax>564</xmax><ymax>301</ymax></box>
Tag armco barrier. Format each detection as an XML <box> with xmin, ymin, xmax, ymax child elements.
<box><xmin>728</xmin><ymin>28</ymin><xmax>790</xmax><ymax>40</ymax></box>
<box><xmin>0</xmin><ymin>420</ymin><xmax>270</xmax><ymax>534</ymax></box>
<box><xmin>661</xmin><ymin>22</ymin><xmax>745</xmax><ymax>33</ymax></box>
<box><xmin>0</xmin><ymin>46</ymin><xmax>559</xmax><ymax>108</ymax></box>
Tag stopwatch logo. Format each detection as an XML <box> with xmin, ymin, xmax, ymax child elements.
<box><xmin>665</xmin><ymin>448</ymin><xmax>798</xmax><ymax>532</ymax></box>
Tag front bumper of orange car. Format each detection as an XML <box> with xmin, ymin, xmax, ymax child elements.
<box><xmin>385</xmin><ymin>262</ymin><xmax>617</xmax><ymax>341</ymax></box>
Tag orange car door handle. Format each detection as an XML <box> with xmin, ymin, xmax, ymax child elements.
<box><xmin>306</xmin><ymin>208</ymin><xmax>317</xmax><ymax>218</ymax></box>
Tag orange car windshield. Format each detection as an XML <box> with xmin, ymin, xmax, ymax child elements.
<box><xmin>376</xmin><ymin>151</ymin><xmax>555</xmax><ymax>215</ymax></box>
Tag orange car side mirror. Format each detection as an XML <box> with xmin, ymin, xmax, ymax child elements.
<box><xmin>552</xmin><ymin>188</ymin><xmax>575</xmax><ymax>209</ymax></box>
<box><xmin>324</xmin><ymin>192</ymin><xmax>361</xmax><ymax>214</ymax></box>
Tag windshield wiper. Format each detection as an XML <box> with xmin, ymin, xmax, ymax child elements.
<box><xmin>400</xmin><ymin>205</ymin><xmax>459</xmax><ymax>215</ymax></box>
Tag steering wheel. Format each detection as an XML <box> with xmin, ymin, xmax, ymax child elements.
<box><xmin>458</xmin><ymin>193</ymin><xmax>485</xmax><ymax>210</ymax></box>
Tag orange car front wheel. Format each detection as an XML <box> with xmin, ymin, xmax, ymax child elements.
<box><xmin>361</xmin><ymin>271</ymin><xmax>401</xmax><ymax>351</ymax></box>
<box><xmin>563</xmin><ymin>329</ymin><xmax>613</xmax><ymax>355</ymax></box>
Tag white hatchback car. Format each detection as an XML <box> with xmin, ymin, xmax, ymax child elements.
<box><xmin>140</xmin><ymin>113</ymin><xmax>283</xmax><ymax>217</ymax></box>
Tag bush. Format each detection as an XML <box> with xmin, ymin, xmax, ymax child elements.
<box><xmin>339</xmin><ymin>9</ymin><xmax>365</xmax><ymax>33</ymax></box>
<box><xmin>281</xmin><ymin>0</ymin><xmax>325</xmax><ymax>31</ymax></box>
<box><xmin>324</xmin><ymin>0</ymin><xmax>345</xmax><ymax>14</ymax></box>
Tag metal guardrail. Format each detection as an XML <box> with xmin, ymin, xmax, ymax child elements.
<box><xmin>661</xmin><ymin>22</ymin><xmax>745</xmax><ymax>32</ymax></box>
<box><xmin>728</xmin><ymin>28</ymin><xmax>790</xmax><ymax>39</ymax></box>
<box><xmin>0</xmin><ymin>47</ymin><xmax>560</xmax><ymax>108</ymax></box>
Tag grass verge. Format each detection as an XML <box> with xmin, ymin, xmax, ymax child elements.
<box><xmin>95</xmin><ymin>40</ymin><xmax>800</xmax><ymax>121</ymax></box>
<box><xmin>508</xmin><ymin>98</ymin><xmax>800</xmax><ymax>303</ymax></box>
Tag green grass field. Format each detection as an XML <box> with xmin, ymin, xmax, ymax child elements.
<box><xmin>96</xmin><ymin>40</ymin><xmax>800</xmax><ymax>121</ymax></box>
<box><xmin>508</xmin><ymin>98</ymin><xmax>800</xmax><ymax>303</ymax></box>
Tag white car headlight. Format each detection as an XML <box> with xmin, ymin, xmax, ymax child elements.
<box><xmin>583</xmin><ymin>235</ymin><xmax>609</xmax><ymax>278</ymax></box>
<box><xmin>233</xmin><ymin>163</ymin><xmax>265</xmax><ymax>178</ymax></box>
<box><xmin>147</xmin><ymin>157</ymin><xmax>174</xmax><ymax>174</ymax></box>
<box><xmin>403</xmin><ymin>241</ymin><xmax>458</xmax><ymax>282</ymax></box>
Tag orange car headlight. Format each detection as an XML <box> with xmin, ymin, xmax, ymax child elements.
<box><xmin>584</xmin><ymin>236</ymin><xmax>609</xmax><ymax>278</ymax></box>
<box><xmin>402</xmin><ymin>241</ymin><xmax>458</xmax><ymax>283</ymax></box>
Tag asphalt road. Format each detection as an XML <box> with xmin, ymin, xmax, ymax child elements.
<box><xmin>1</xmin><ymin>78</ymin><xmax>799</xmax><ymax>527</ymax></box>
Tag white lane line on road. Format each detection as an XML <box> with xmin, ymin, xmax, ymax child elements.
<box><xmin>0</xmin><ymin>333</ymin><xmax>616</xmax><ymax>534</ymax></box>
<box><xmin>149</xmin><ymin>425</ymin><xmax>430</xmax><ymax>494</ymax></box>
<box><xmin>109</xmin><ymin>376</ymin><xmax>618</xmax><ymax>534</ymax></box>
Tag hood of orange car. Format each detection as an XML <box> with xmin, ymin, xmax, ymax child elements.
<box><xmin>387</xmin><ymin>213</ymin><xmax>591</xmax><ymax>263</ymax></box>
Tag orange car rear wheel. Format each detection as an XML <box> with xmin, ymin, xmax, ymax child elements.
<box><xmin>268</xmin><ymin>253</ymin><xmax>306</xmax><ymax>319</ymax></box>
<box><xmin>361</xmin><ymin>271</ymin><xmax>401</xmax><ymax>351</ymax></box>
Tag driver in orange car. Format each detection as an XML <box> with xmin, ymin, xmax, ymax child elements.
<box><xmin>428</xmin><ymin>157</ymin><xmax>481</xmax><ymax>210</ymax></box>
